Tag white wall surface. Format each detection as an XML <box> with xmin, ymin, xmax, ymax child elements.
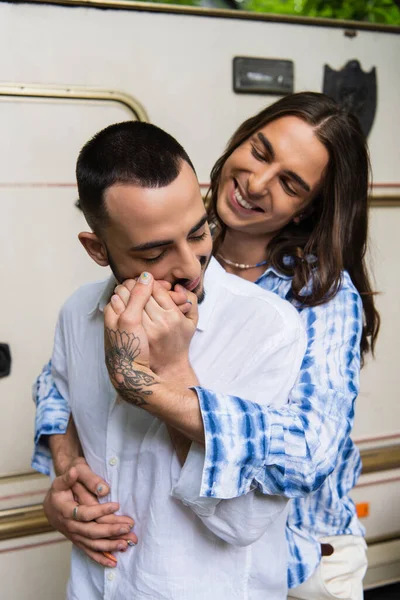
<box><xmin>0</xmin><ymin>2</ymin><xmax>398</xmax><ymax>596</ymax></box>
<box><xmin>0</xmin><ymin>0</ymin><xmax>398</xmax><ymax>464</ymax></box>
<box><xmin>0</xmin><ymin>2</ymin><xmax>399</xmax><ymax>184</ymax></box>
<box><xmin>0</xmin><ymin>96</ymin><xmax>137</xmax><ymax>474</ymax></box>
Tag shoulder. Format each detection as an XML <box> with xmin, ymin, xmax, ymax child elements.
<box><xmin>59</xmin><ymin>277</ymin><xmax>112</xmax><ymax>321</ymax></box>
<box><xmin>339</xmin><ymin>271</ymin><xmax>362</xmax><ymax>304</ymax></box>
<box><xmin>298</xmin><ymin>271</ymin><xmax>363</xmax><ymax>345</ymax></box>
<box><xmin>308</xmin><ymin>271</ymin><xmax>362</xmax><ymax>317</ymax></box>
<box><xmin>219</xmin><ymin>266</ymin><xmax>304</xmax><ymax>341</ymax></box>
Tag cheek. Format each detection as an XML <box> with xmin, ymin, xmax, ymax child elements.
<box><xmin>145</xmin><ymin>263</ymin><xmax>172</xmax><ymax>281</ymax></box>
<box><xmin>202</xmin><ymin>238</ymin><xmax>213</xmax><ymax>258</ymax></box>
<box><xmin>112</xmin><ymin>252</ymin><xmax>147</xmax><ymax>281</ymax></box>
<box><xmin>216</xmin><ymin>184</ymin><xmax>233</xmax><ymax>219</ymax></box>
<box><xmin>270</xmin><ymin>187</ymin><xmax>301</xmax><ymax>220</ymax></box>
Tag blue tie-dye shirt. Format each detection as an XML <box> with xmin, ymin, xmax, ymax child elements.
<box><xmin>32</xmin><ymin>264</ymin><xmax>364</xmax><ymax>589</ymax></box>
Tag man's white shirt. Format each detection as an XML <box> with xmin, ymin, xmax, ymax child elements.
<box><xmin>52</xmin><ymin>257</ymin><xmax>306</xmax><ymax>600</ymax></box>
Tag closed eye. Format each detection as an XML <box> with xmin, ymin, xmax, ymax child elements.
<box><xmin>280</xmin><ymin>178</ymin><xmax>298</xmax><ymax>196</ymax></box>
<box><xmin>189</xmin><ymin>231</ymin><xmax>208</xmax><ymax>242</ymax></box>
<box><xmin>142</xmin><ymin>250</ymin><xmax>168</xmax><ymax>264</ymax></box>
<box><xmin>142</xmin><ymin>231</ymin><xmax>207</xmax><ymax>263</ymax></box>
<box><xmin>251</xmin><ymin>144</ymin><xmax>269</xmax><ymax>163</ymax></box>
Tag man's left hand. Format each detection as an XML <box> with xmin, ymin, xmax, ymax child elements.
<box><xmin>104</xmin><ymin>272</ymin><xmax>158</xmax><ymax>408</ymax></box>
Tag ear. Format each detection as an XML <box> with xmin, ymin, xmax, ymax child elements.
<box><xmin>293</xmin><ymin>200</ymin><xmax>316</xmax><ymax>224</ymax></box>
<box><xmin>78</xmin><ymin>231</ymin><xmax>109</xmax><ymax>267</ymax></box>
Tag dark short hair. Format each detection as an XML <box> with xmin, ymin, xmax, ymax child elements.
<box><xmin>76</xmin><ymin>120</ymin><xmax>195</xmax><ymax>232</ymax></box>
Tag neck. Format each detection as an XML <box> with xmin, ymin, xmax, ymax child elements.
<box><xmin>217</xmin><ymin>229</ymin><xmax>273</xmax><ymax>281</ymax></box>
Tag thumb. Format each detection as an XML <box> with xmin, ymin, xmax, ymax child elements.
<box><xmin>123</xmin><ymin>272</ymin><xmax>154</xmax><ymax>321</ymax></box>
<box><xmin>74</xmin><ymin>462</ymin><xmax>110</xmax><ymax>498</ymax></box>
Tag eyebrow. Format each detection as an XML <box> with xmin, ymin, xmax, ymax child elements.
<box><xmin>130</xmin><ymin>214</ymin><xmax>208</xmax><ymax>252</ymax></box>
<box><xmin>256</xmin><ymin>132</ymin><xmax>311</xmax><ymax>193</ymax></box>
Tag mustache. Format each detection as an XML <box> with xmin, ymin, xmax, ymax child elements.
<box><xmin>172</xmin><ymin>255</ymin><xmax>208</xmax><ymax>289</ymax></box>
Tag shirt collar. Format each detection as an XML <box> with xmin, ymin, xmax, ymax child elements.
<box><xmin>256</xmin><ymin>255</ymin><xmax>300</xmax><ymax>283</ymax></box>
<box><xmin>197</xmin><ymin>257</ymin><xmax>222</xmax><ymax>332</ymax></box>
<box><xmin>257</xmin><ymin>264</ymin><xmax>292</xmax><ymax>282</ymax></box>
<box><xmin>87</xmin><ymin>274</ymin><xmax>117</xmax><ymax>316</ymax></box>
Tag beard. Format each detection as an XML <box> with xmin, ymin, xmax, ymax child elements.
<box><xmin>105</xmin><ymin>244</ymin><xmax>210</xmax><ymax>304</ymax></box>
<box><xmin>105</xmin><ymin>247</ymin><xmax>125</xmax><ymax>285</ymax></box>
<box><xmin>172</xmin><ymin>254</ymin><xmax>210</xmax><ymax>304</ymax></box>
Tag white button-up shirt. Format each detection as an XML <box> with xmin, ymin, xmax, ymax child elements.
<box><xmin>52</xmin><ymin>257</ymin><xmax>306</xmax><ymax>600</ymax></box>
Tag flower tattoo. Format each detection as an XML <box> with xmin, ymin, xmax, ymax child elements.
<box><xmin>105</xmin><ymin>328</ymin><xmax>157</xmax><ymax>407</ymax></box>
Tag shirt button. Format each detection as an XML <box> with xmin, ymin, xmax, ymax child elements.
<box><xmin>109</xmin><ymin>457</ymin><xmax>118</xmax><ymax>466</ymax></box>
<box><xmin>107</xmin><ymin>572</ymin><xmax>115</xmax><ymax>581</ymax></box>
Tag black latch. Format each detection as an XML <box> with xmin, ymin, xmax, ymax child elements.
<box><xmin>0</xmin><ymin>343</ymin><xmax>11</xmax><ymax>378</ymax></box>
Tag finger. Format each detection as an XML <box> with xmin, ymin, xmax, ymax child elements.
<box><xmin>151</xmin><ymin>280</ymin><xmax>178</xmax><ymax>310</ymax></box>
<box><xmin>73</xmin><ymin>463</ymin><xmax>110</xmax><ymax>498</ymax></box>
<box><xmin>114</xmin><ymin>285</ymin><xmax>131</xmax><ymax>307</ymax></box>
<box><xmin>104</xmin><ymin>531</ymin><xmax>138</xmax><ymax>544</ymax></box>
<box><xmin>104</xmin><ymin>302</ymin><xmax>119</xmax><ymax>329</ymax></box>
<box><xmin>71</xmin><ymin>482</ymin><xmax>98</xmax><ymax>506</ymax></box>
<box><xmin>67</xmin><ymin>501</ymin><xmax>120</xmax><ymax>523</ymax></box>
<box><xmin>175</xmin><ymin>286</ymin><xmax>198</xmax><ymax>324</ymax></box>
<box><xmin>123</xmin><ymin>272</ymin><xmax>154</xmax><ymax>322</ymax></box>
<box><xmin>142</xmin><ymin>310</ymin><xmax>153</xmax><ymax>331</ymax></box>
<box><xmin>74</xmin><ymin>542</ymin><xmax>117</xmax><ymax>568</ymax></box>
<box><xmin>168</xmin><ymin>289</ymin><xmax>189</xmax><ymax>307</ymax></box>
<box><xmin>68</xmin><ymin>520</ymin><xmax>133</xmax><ymax>540</ymax></box>
<box><xmin>144</xmin><ymin>295</ymin><xmax>166</xmax><ymax>321</ymax></box>
<box><xmin>51</xmin><ymin>467</ymin><xmax>79</xmax><ymax>493</ymax></box>
<box><xmin>178</xmin><ymin>301</ymin><xmax>192</xmax><ymax>315</ymax></box>
<box><xmin>119</xmin><ymin>279</ymin><xmax>136</xmax><ymax>293</ymax></box>
<box><xmin>96</xmin><ymin>514</ymin><xmax>135</xmax><ymax>528</ymax></box>
<box><xmin>110</xmin><ymin>294</ymin><xmax>126</xmax><ymax>316</ymax></box>
<box><xmin>156</xmin><ymin>280</ymin><xmax>172</xmax><ymax>291</ymax></box>
<box><xmin>72</xmin><ymin>534</ymin><xmax>130</xmax><ymax>553</ymax></box>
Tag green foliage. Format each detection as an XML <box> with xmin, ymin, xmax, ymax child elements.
<box><xmin>139</xmin><ymin>0</ymin><xmax>200</xmax><ymax>5</ymax></box>
<box><xmin>123</xmin><ymin>0</ymin><xmax>399</xmax><ymax>23</ymax></box>
<box><xmin>241</xmin><ymin>0</ymin><xmax>400</xmax><ymax>24</ymax></box>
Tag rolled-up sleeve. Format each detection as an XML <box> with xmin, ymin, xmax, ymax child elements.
<box><xmin>171</xmin><ymin>441</ymin><xmax>288</xmax><ymax>546</ymax></box>
<box><xmin>195</xmin><ymin>281</ymin><xmax>362</xmax><ymax>500</ymax></box>
<box><xmin>171</xmin><ymin>298</ymin><xmax>306</xmax><ymax>545</ymax></box>
<box><xmin>31</xmin><ymin>312</ymin><xmax>72</xmax><ymax>475</ymax></box>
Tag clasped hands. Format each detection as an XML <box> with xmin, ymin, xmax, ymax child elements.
<box><xmin>104</xmin><ymin>272</ymin><xmax>198</xmax><ymax>388</ymax></box>
<box><xmin>43</xmin><ymin>274</ymin><xmax>198</xmax><ymax>568</ymax></box>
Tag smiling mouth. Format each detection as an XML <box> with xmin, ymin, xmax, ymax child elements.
<box><xmin>233</xmin><ymin>182</ymin><xmax>265</xmax><ymax>213</ymax></box>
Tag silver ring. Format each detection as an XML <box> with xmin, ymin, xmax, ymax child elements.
<box><xmin>186</xmin><ymin>300</ymin><xmax>192</xmax><ymax>305</ymax></box>
<box><xmin>72</xmin><ymin>505</ymin><xmax>80</xmax><ymax>521</ymax></box>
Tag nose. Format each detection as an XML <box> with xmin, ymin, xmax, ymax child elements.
<box><xmin>247</xmin><ymin>164</ymin><xmax>279</xmax><ymax>198</ymax></box>
<box><xmin>171</xmin><ymin>243</ymin><xmax>201</xmax><ymax>283</ymax></box>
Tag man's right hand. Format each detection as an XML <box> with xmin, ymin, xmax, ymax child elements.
<box><xmin>112</xmin><ymin>277</ymin><xmax>198</xmax><ymax>377</ymax></box>
<box><xmin>44</xmin><ymin>463</ymin><xmax>137</xmax><ymax>567</ymax></box>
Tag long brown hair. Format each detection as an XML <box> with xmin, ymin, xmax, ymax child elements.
<box><xmin>207</xmin><ymin>92</ymin><xmax>380</xmax><ymax>362</ymax></box>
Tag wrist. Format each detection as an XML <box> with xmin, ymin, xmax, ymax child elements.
<box><xmin>52</xmin><ymin>452</ymin><xmax>85</xmax><ymax>476</ymax></box>
<box><xmin>117</xmin><ymin>364</ymin><xmax>161</xmax><ymax>408</ymax></box>
<box><xmin>157</xmin><ymin>360</ymin><xmax>198</xmax><ymax>387</ymax></box>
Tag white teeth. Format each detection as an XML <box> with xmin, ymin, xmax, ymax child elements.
<box><xmin>235</xmin><ymin>188</ymin><xmax>254</xmax><ymax>210</ymax></box>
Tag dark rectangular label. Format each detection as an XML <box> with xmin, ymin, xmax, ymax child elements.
<box><xmin>233</xmin><ymin>57</ymin><xmax>294</xmax><ymax>95</ymax></box>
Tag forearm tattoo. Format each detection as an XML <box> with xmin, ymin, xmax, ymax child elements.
<box><xmin>105</xmin><ymin>328</ymin><xmax>157</xmax><ymax>407</ymax></box>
